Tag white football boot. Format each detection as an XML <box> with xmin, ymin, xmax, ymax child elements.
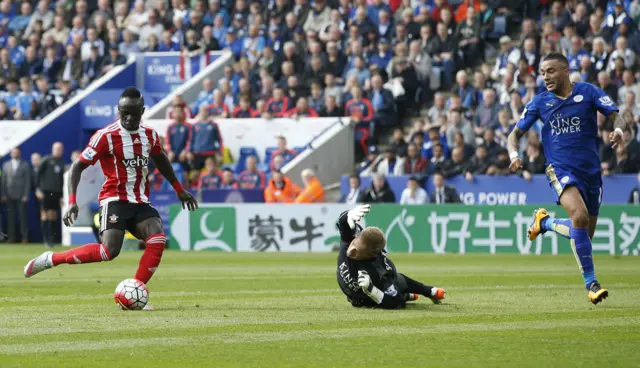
<box><xmin>24</xmin><ymin>251</ymin><xmax>54</xmax><ymax>278</ymax></box>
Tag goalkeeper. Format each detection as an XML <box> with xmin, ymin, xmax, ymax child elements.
<box><xmin>336</xmin><ymin>205</ymin><xmax>446</xmax><ymax>309</ymax></box>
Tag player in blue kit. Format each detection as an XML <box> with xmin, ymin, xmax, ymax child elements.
<box><xmin>508</xmin><ymin>52</ymin><xmax>628</xmax><ymax>305</ymax></box>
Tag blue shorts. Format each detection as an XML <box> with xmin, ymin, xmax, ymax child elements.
<box><xmin>545</xmin><ymin>165</ymin><xmax>603</xmax><ymax>216</ymax></box>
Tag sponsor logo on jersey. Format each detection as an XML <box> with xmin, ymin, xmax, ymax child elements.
<box><xmin>599</xmin><ymin>96</ymin><xmax>614</xmax><ymax>106</ymax></box>
<box><xmin>82</xmin><ymin>147</ymin><xmax>97</xmax><ymax>161</ymax></box>
<box><xmin>122</xmin><ymin>155</ymin><xmax>149</xmax><ymax>168</ymax></box>
<box><xmin>549</xmin><ymin>112</ymin><xmax>582</xmax><ymax>136</ymax></box>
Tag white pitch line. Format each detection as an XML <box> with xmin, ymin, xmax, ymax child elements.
<box><xmin>1</xmin><ymin>317</ymin><xmax>639</xmax><ymax>355</ymax></box>
<box><xmin>1</xmin><ymin>283</ymin><xmax>639</xmax><ymax>305</ymax></box>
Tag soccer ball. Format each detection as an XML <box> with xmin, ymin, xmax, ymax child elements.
<box><xmin>114</xmin><ymin>278</ymin><xmax>149</xmax><ymax>310</ymax></box>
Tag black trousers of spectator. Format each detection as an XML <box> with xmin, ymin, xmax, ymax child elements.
<box><xmin>6</xmin><ymin>199</ymin><xmax>28</xmax><ymax>242</ymax></box>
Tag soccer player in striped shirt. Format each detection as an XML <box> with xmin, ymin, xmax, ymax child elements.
<box><xmin>24</xmin><ymin>88</ymin><xmax>198</xmax><ymax>289</ymax></box>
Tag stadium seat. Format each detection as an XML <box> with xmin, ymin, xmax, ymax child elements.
<box><xmin>294</xmin><ymin>146</ymin><xmax>306</xmax><ymax>154</ymax></box>
<box><xmin>264</xmin><ymin>147</ymin><xmax>278</xmax><ymax>167</ymax></box>
<box><xmin>256</xmin><ymin>162</ymin><xmax>269</xmax><ymax>173</ymax></box>
<box><xmin>222</xmin><ymin>164</ymin><xmax>236</xmax><ymax>172</ymax></box>
<box><xmin>487</xmin><ymin>15</ymin><xmax>507</xmax><ymax>40</ymax></box>
<box><xmin>235</xmin><ymin>146</ymin><xmax>259</xmax><ymax>173</ymax></box>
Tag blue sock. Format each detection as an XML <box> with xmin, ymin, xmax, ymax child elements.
<box><xmin>570</xmin><ymin>227</ymin><xmax>597</xmax><ymax>289</ymax></box>
<box><xmin>541</xmin><ymin>216</ymin><xmax>572</xmax><ymax>239</ymax></box>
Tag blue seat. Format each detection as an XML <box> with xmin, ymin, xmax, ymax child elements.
<box><xmin>256</xmin><ymin>162</ymin><xmax>269</xmax><ymax>173</ymax></box>
<box><xmin>222</xmin><ymin>164</ymin><xmax>236</xmax><ymax>172</ymax></box>
<box><xmin>264</xmin><ymin>147</ymin><xmax>278</xmax><ymax>167</ymax></box>
<box><xmin>236</xmin><ymin>146</ymin><xmax>259</xmax><ymax>173</ymax></box>
<box><xmin>487</xmin><ymin>15</ymin><xmax>507</xmax><ymax>40</ymax></box>
<box><xmin>294</xmin><ymin>146</ymin><xmax>306</xmax><ymax>154</ymax></box>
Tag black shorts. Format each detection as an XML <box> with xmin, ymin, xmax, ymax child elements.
<box><xmin>99</xmin><ymin>201</ymin><xmax>160</xmax><ymax>234</ymax></box>
<box><xmin>42</xmin><ymin>192</ymin><xmax>62</xmax><ymax>210</ymax></box>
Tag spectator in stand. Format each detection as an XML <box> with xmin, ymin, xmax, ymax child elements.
<box><xmin>165</xmin><ymin>108</ymin><xmax>191</xmax><ymax>165</ymax></box>
<box><xmin>307</xmin><ymin>81</ymin><xmax>324</xmax><ymax>113</ymax></box>
<box><xmin>81</xmin><ymin>46</ymin><xmax>103</xmax><ymax>88</ymax></box>
<box><xmin>197</xmin><ymin>156</ymin><xmax>222</xmax><ymax>190</ymax></box>
<box><xmin>430</xmin><ymin>171</ymin><xmax>461</xmax><ymax>204</ymax></box>
<box><xmin>264</xmin><ymin>170</ymin><xmax>301</xmax><ymax>203</ymax></box>
<box><xmin>34</xmin><ymin>76</ymin><xmax>57</xmax><ymax>119</ymax></box>
<box><xmin>139</xmin><ymin>10</ymin><xmax>164</xmax><ymax>50</ymax></box>
<box><xmin>0</xmin><ymin>48</ymin><xmax>18</xmax><ymax>86</ymax></box>
<box><xmin>621</xmin><ymin>92</ymin><xmax>640</xmax><ymax>123</ymax></box>
<box><xmin>495</xmin><ymin>109</ymin><xmax>515</xmax><ymax>148</ymax></box>
<box><xmin>19</xmin><ymin>46</ymin><xmax>42</xmax><ymax>79</ymax></box>
<box><xmin>237</xmin><ymin>155</ymin><xmax>266</xmax><ymax>189</ymax></box>
<box><xmin>608</xmin><ymin>36</ymin><xmax>636</xmax><ymax>72</ymax></box>
<box><xmin>56</xmin><ymin>80</ymin><xmax>75</xmax><ymax>105</ymax></box>
<box><xmin>614</xmin><ymin>144</ymin><xmax>638</xmax><ymax>174</ymax></box>
<box><xmin>454</xmin><ymin>70</ymin><xmax>477</xmax><ymax>109</ymax></box>
<box><xmin>319</xmin><ymin>95</ymin><xmax>343</xmax><ymax>117</ymax></box>
<box><xmin>101</xmin><ymin>44</ymin><xmax>127</xmax><ymax>74</ymax></box>
<box><xmin>455</xmin><ymin>7</ymin><xmax>481</xmax><ymax>68</ymax></box>
<box><xmin>521</xmin><ymin>142</ymin><xmax>546</xmax><ymax>181</ymax></box>
<box><xmin>166</xmin><ymin>95</ymin><xmax>193</xmax><ymax>119</ymax></box>
<box><xmin>453</xmin><ymin>131</ymin><xmax>475</xmax><ymax>161</ymax></box>
<box><xmin>427</xmin><ymin>21</ymin><xmax>456</xmax><ymax>90</ymax></box>
<box><xmin>272</xmin><ymin>154</ymin><xmax>286</xmax><ymax>172</ymax></box>
<box><xmin>295</xmin><ymin>168</ymin><xmax>326</xmax><ymax>203</ymax></box>
<box><xmin>428</xmin><ymin>142</ymin><xmax>447</xmax><ymax>175</ymax></box>
<box><xmin>8</xmin><ymin>2</ymin><xmax>32</xmax><ymax>37</ymax></box>
<box><xmin>492</xmin><ymin>36</ymin><xmax>521</xmax><ymax>80</ymax></box>
<box><xmin>119</xmin><ymin>29</ymin><xmax>140</xmax><ymax>55</ymax></box>
<box><xmin>446</xmin><ymin>109</ymin><xmax>474</xmax><ymax>149</ymax></box>
<box><xmin>465</xmin><ymin>144</ymin><xmax>492</xmax><ymax>179</ymax></box>
<box><xmin>339</xmin><ymin>174</ymin><xmax>363</xmax><ymax>204</ymax></box>
<box><xmin>359</xmin><ymin>173</ymin><xmax>396</xmax><ymax>203</ymax></box>
<box><xmin>399</xmin><ymin>176</ymin><xmax>428</xmax><ymax>205</ymax></box>
<box><xmin>441</xmin><ymin>147</ymin><xmax>469</xmax><ymax>179</ymax></box>
<box><xmin>284</xmin><ymin>97</ymin><xmax>319</xmax><ymax>118</ymax></box>
<box><xmin>618</xmin><ymin>71</ymin><xmax>640</xmax><ymax>106</ymax></box>
<box><xmin>264</xmin><ymin>87</ymin><xmax>292</xmax><ymax>118</ymax></box>
<box><xmin>206</xmin><ymin>90</ymin><xmax>230</xmax><ymax>118</ymax></box>
<box><xmin>219</xmin><ymin>168</ymin><xmax>238</xmax><ymax>189</ymax></box>
<box><xmin>232</xmin><ymin>94</ymin><xmax>259</xmax><ymax>118</ymax></box>
<box><xmin>423</xmin><ymin>127</ymin><xmax>450</xmax><ymax>159</ymax></box>
<box><xmin>377</xmin><ymin>148</ymin><xmax>405</xmax><ymax>176</ymax></box>
<box><xmin>388</xmin><ymin>128</ymin><xmax>408</xmax><ymax>158</ymax></box>
<box><xmin>345</xmin><ymin>85</ymin><xmax>374</xmax><ymax>129</ymax></box>
<box><xmin>187</xmin><ymin>107</ymin><xmax>223</xmax><ymax>171</ymax></box>
<box><xmin>403</xmin><ymin>143</ymin><xmax>428</xmax><ymax>176</ymax></box>
<box><xmin>369</xmin><ymin>74</ymin><xmax>396</xmax><ymax>130</ymax></box>
<box><xmin>473</xmin><ymin>88</ymin><xmax>500</xmax><ymax>136</ymax></box>
<box><xmin>271</xmin><ymin>136</ymin><xmax>297</xmax><ymax>171</ymax></box>
<box><xmin>1</xmin><ymin>79</ymin><xmax>18</xmax><ymax>114</ymax></box>
<box><xmin>191</xmin><ymin>79</ymin><xmax>215</xmax><ymax>115</ymax></box>
<box><xmin>427</xmin><ymin>92</ymin><xmax>447</xmax><ymax>124</ymax></box>
<box><xmin>0</xmin><ymin>100</ymin><xmax>12</xmax><ymax>120</ymax></box>
<box><xmin>566</xmin><ymin>35</ymin><xmax>588</xmax><ymax>72</ymax></box>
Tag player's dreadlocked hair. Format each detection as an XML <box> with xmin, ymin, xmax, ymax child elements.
<box><xmin>359</xmin><ymin>227</ymin><xmax>386</xmax><ymax>253</ymax></box>
<box><xmin>120</xmin><ymin>87</ymin><xmax>143</xmax><ymax>100</ymax></box>
<box><xmin>542</xmin><ymin>52</ymin><xmax>569</xmax><ymax>67</ymax></box>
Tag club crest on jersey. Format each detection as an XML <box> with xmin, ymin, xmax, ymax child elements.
<box><xmin>548</xmin><ymin>112</ymin><xmax>581</xmax><ymax>136</ymax></box>
<box><xmin>82</xmin><ymin>147</ymin><xmax>97</xmax><ymax>161</ymax></box>
<box><xmin>122</xmin><ymin>155</ymin><xmax>149</xmax><ymax>168</ymax></box>
<box><xmin>573</xmin><ymin>95</ymin><xmax>583</xmax><ymax>103</ymax></box>
<box><xmin>109</xmin><ymin>214</ymin><xmax>118</xmax><ymax>223</ymax></box>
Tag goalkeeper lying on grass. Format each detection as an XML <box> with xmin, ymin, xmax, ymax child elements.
<box><xmin>336</xmin><ymin>205</ymin><xmax>446</xmax><ymax>309</ymax></box>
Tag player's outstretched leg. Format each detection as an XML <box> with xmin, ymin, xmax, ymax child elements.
<box><xmin>398</xmin><ymin>273</ymin><xmax>446</xmax><ymax>304</ymax></box>
<box><xmin>24</xmin><ymin>230</ymin><xmax>123</xmax><ymax>278</ymax></box>
<box><xmin>559</xmin><ymin>187</ymin><xmax>608</xmax><ymax>304</ymax></box>
<box><xmin>133</xmin><ymin>217</ymin><xmax>166</xmax><ymax>284</ymax></box>
<box><xmin>134</xmin><ymin>233</ymin><xmax>166</xmax><ymax>284</ymax></box>
<box><xmin>528</xmin><ymin>208</ymin><xmax>572</xmax><ymax>240</ymax></box>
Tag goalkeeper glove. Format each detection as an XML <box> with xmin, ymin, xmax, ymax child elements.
<box><xmin>357</xmin><ymin>270</ymin><xmax>384</xmax><ymax>304</ymax></box>
<box><xmin>347</xmin><ymin>204</ymin><xmax>371</xmax><ymax>230</ymax></box>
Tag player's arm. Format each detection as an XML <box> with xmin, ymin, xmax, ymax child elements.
<box><xmin>336</xmin><ymin>204</ymin><xmax>371</xmax><ymax>241</ymax></box>
<box><xmin>508</xmin><ymin>102</ymin><xmax>539</xmax><ymax>172</ymax></box>
<box><xmin>63</xmin><ymin>136</ymin><xmax>103</xmax><ymax>226</ymax></box>
<box><xmin>592</xmin><ymin>86</ymin><xmax>626</xmax><ymax>148</ymax></box>
<box><xmin>607</xmin><ymin>111</ymin><xmax>628</xmax><ymax>148</ymax></box>
<box><xmin>148</xmin><ymin>130</ymin><xmax>198</xmax><ymax>211</ymax></box>
<box><xmin>357</xmin><ymin>271</ymin><xmax>406</xmax><ymax>309</ymax></box>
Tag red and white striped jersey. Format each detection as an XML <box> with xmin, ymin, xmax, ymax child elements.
<box><xmin>79</xmin><ymin>122</ymin><xmax>163</xmax><ymax>205</ymax></box>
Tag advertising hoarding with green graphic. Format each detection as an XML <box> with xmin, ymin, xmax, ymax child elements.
<box><xmin>168</xmin><ymin>204</ymin><xmax>640</xmax><ymax>255</ymax></box>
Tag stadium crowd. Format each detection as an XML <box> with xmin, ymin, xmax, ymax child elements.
<box><xmin>2</xmin><ymin>0</ymin><xmax>640</xmax><ymax>206</ymax></box>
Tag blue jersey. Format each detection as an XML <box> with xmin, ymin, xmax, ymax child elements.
<box><xmin>517</xmin><ymin>82</ymin><xmax>618</xmax><ymax>177</ymax></box>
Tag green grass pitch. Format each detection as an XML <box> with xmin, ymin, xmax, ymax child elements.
<box><xmin>1</xmin><ymin>245</ymin><xmax>639</xmax><ymax>367</ymax></box>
